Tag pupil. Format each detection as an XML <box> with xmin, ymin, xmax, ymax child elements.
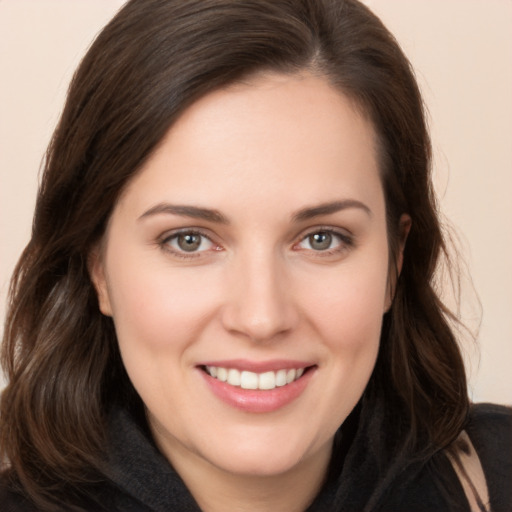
<box><xmin>178</xmin><ymin>233</ymin><xmax>201</xmax><ymax>252</ymax></box>
<box><xmin>310</xmin><ymin>232</ymin><xmax>332</xmax><ymax>250</ymax></box>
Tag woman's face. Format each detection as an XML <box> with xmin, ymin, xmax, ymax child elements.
<box><xmin>91</xmin><ymin>73</ymin><xmax>397</xmax><ymax>480</ymax></box>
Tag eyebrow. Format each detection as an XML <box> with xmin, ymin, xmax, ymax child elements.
<box><xmin>138</xmin><ymin>203</ymin><xmax>229</xmax><ymax>224</ymax></box>
<box><xmin>292</xmin><ymin>200</ymin><xmax>372</xmax><ymax>222</ymax></box>
<box><xmin>138</xmin><ymin>199</ymin><xmax>371</xmax><ymax>224</ymax></box>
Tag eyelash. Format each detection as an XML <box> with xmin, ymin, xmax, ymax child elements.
<box><xmin>294</xmin><ymin>227</ymin><xmax>354</xmax><ymax>257</ymax></box>
<box><xmin>158</xmin><ymin>226</ymin><xmax>354</xmax><ymax>260</ymax></box>
<box><xmin>159</xmin><ymin>229</ymin><xmax>219</xmax><ymax>260</ymax></box>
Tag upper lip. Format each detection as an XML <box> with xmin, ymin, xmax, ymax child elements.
<box><xmin>197</xmin><ymin>359</ymin><xmax>314</xmax><ymax>373</ymax></box>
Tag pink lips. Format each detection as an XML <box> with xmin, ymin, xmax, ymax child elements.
<box><xmin>198</xmin><ymin>360</ymin><xmax>315</xmax><ymax>413</ymax></box>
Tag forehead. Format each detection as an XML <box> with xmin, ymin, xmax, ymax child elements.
<box><xmin>116</xmin><ymin>72</ymin><xmax>383</xmax><ymax>218</ymax></box>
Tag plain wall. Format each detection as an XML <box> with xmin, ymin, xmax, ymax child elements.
<box><xmin>1</xmin><ymin>0</ymin><xmax>511</xmax><ymax>403</ymax></box>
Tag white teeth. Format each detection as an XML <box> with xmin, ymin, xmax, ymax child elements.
<box><xmin>206</xmin><ymin>366</ymin><xmax>307</xmax><ymax>390</ymax></box>
<box><xmin>240</xmin><ymin>371</ymin><xmax>259</xmax><ymax>389</ymax></box>
<box><xmin>275</xmin><ymin>369</ymin><xmax>287</xmax><ymax>387</ymax></box>
<box><xmin>217</xmin><ymin>367</ymin><xmax>228</xmax><ymax>382</ymax></box>
<box><xmin>258</xmin><ymin>371</ymin><xmax>276</xmax><ymax>390</ymax></box>
<box><xmin>227</xmin><ymin>368</ymin><xmax>241</xmax><ymax>386</ymax></box>
<box><xmin>286</xmin><ymin>369</ymin><xmax>296</xmax><ymax>384</ymax></box>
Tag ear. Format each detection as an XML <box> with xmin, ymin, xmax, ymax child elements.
<box><xmin>385</xmin><ymin>213</ymin><xmax>412</xmax><ymax>311</ymax></box>
<box><xmin>88</xmin><ymin>244</ymin><xmax>113</xmax><ymax>317</ymax></box>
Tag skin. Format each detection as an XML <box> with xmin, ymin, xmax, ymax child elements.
<box><xmin>90</xmin><ymin>72</ymin><xmax>409</xmax><ymax>512</ymax></box>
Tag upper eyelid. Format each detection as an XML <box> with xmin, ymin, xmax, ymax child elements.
<box><xmin>157</xmin><ymin>225</ymin><xmax>354</xmax><ymax>250</ymax></box>
<box><xmin>293</xmin><ymin>227</ymin><xmax>355</xmax><ymax>252</ymax></box>
<box><xmin>160</xmin><ymin>227</ymin><xmax>215</xmax><ymax>243</ymax></box>
<box><xmin>158</xmin><ymin>229</ymin><xmax>220</xmax><ymax>260</ymax></box>
<box><xmin>296</xmin><ymin>225</ymin><xmax>354</xmax><ymax>241</ymax></box>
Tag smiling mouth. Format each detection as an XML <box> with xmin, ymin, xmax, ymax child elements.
<box><xmin>202</xmin><ymin>365</ymin><xmax>311</xmax><ymax>391</ymax></box>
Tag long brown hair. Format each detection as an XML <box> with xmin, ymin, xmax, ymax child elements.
<box><xmin>1</xmin><ymin>0</ymin><xmax>469</xmax><ymax>509</ymax></box>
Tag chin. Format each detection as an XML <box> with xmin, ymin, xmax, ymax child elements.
<box><xmin>212</xmin><ymin>449</ymin><xmax>307</xmax><ymax>477</ymax></box>
<box><xmin>197</xmin><ymin>429</ymin><xmax>328</xmax><ymax>478</ymax></box>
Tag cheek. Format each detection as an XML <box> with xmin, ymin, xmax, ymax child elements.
<box><xmin>300</xmin><ymin>258</ymin><xmax>389</xmax><ymax>346</ymax></box>
<box><xmin>105</xmin><ymin>258</ymin><xmax>221</xmax><ymax>354</ymax></box>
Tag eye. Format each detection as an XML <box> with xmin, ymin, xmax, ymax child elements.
<box><xmin>296</xmin><ymin>229</ymin><xmax>353</xmax><ymax>253</ymax></box>
<box><xmin>303</xmin><ymin>231</ymin><xmax>336</xmax><ymax>251</ymax></box>
<box><xmin>163</xmin><ymin>231</ymin><xmax>215</xmax><ymax>254</ymax></box>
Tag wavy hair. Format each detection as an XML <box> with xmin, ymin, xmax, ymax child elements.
<box><xmin>1</xmin><ymin>0</ymin><xmax>469</xmax><ymax>508</ymax></box>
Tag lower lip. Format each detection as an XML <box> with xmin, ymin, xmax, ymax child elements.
<box><xmin>199</xmin><ymin>368</ymin><xmax>315</xmax><ymax>413</ymax></box>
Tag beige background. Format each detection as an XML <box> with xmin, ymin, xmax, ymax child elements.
<box><xmin>1</xmin><ymin>0</ymin><xmax>511</xmax><ymax>403</ymax></box>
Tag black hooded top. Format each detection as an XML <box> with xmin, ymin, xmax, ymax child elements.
<box><xmin>2</xmin><ymin>401</ymin><xmax>511</xmax><ymax>511</ymax></box>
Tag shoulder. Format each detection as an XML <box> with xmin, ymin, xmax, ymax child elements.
<box><xmin>467</xmin><ymin>402</ymin><xmax>512</xmax><ymax>511</ymax></box>
<box><xmin>467</xmin><ymin>401</ymin><xmax>512</xmax><ymax>428</ymax></box>
<box><xmin>374</xmin><ymin>403</ymin><xmax>511</xmax><ymax>512</ymax></box>
<box><xmin>467</xmin><ymin>402</ymin><xmax>512</xmax><ymax>456</ymax></box>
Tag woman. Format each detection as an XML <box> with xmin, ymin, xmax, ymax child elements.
<box><xmin>1</xmin><ymin>0</ymin><xmax>510</xmax><ymax>511</ymax></box>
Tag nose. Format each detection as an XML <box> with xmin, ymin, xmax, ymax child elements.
<box><xmin>220</xmin><ymin>249</ymin><xmax>299</xmax><ymax>343</ymax></box>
